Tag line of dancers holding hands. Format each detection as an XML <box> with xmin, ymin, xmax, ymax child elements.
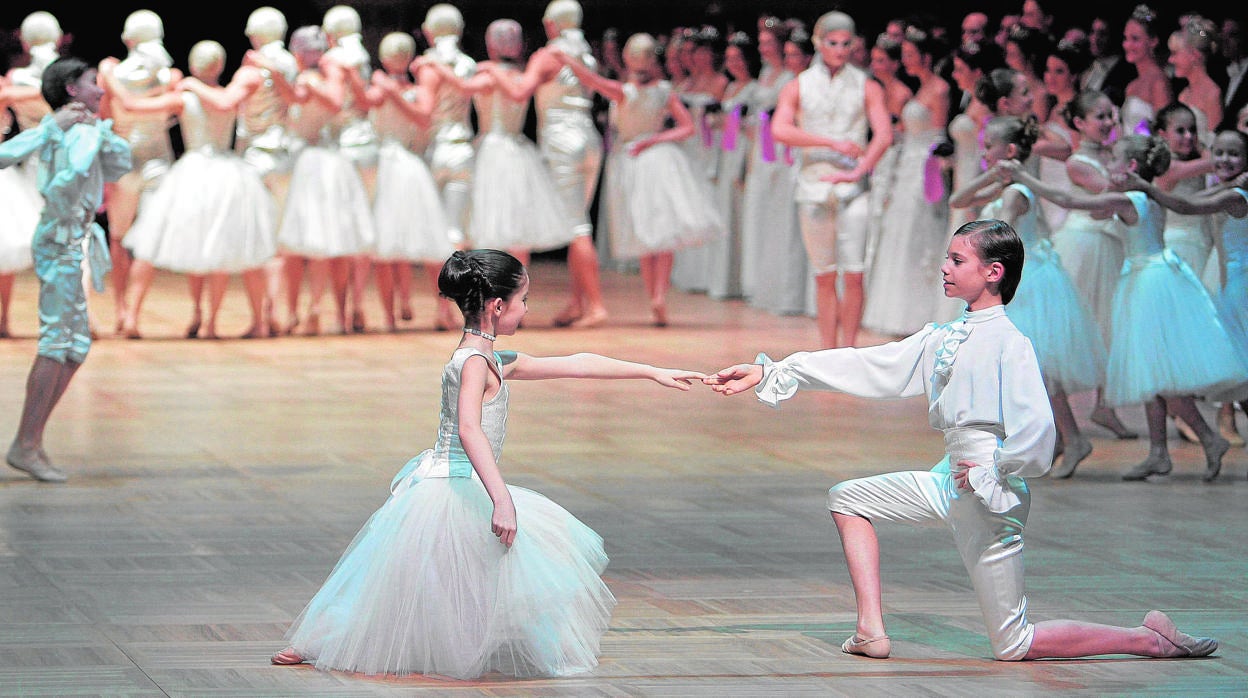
<box><xmin>269</xmin><ymin>242</ymin><xmax>1221</xmax><ymax>679</ymax></box>
<box><xmin>0</xmin><ymin>53</ymin><xmax>1231</xmax><ymax>674</ymax></box>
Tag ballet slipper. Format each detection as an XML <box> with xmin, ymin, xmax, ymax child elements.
<box><xmin>1218</xmin><ymin>410</ymin><xmax>1245</xmax><ymax>447</ymax></box>
<box><xmin>651</xmin><ymin>302</ymin><xmax>668</xmax><ymax>328</ymax></box>
<box><xmin>1049</xmin><ymin>438</ymin><xmax>1092</xmax><ymax>479</ymax></box>
<box><xmin>552</xmin><ymin>304</ymin><xmax>582</xmax><ymax>327</ymax></box>
<box><xmin>6</xmin><ymin>444</ymin><xmax>67</xmax><ymax>483</ymax></box>
<box><xmin>270</xmin><ymin>647</ymin><xmax>306</xmax><ymax>665</ymax></box>
<box><xmin>303</xmin><ymin>313</ymin><xmax>320</xmax><ymax>337</ymax></box>
<box><xmin>570</xmin><ymin>308</ymin><xmax>609</xmax><ymax>329</ymax></box>
<box><xmin>399</xmin><ymin>305</ymin><xmax>414</xmax><ymax>322</ymax></box>
<box><xmin>1091</xmin><ymin>406</ymin><xmax>1139</xmax><ymax>439</ymax></box>
<box><xmin>434</xmin><ymin>308</ymin><xmax>457</xmax><ymax>332</ymax></box>
<box><xmin>0</xmin><ymin>325</ymin><xmax>10</xmax><ymax>339</ymax></box>
<box><xmin>1143</xmin><ymin>611</ymin><xmax>1218</xmax><ymax>657</ymax></box>
<box><xmin>185</xmin><ymin>315</ymin><xmax>201</xmax><ymax>339</ymax></box>
<box><xmin>1122</xmin><ymin>453</ymin><xmax>1172</xmax><ymax>481</ymax></box>
<box><xmin>1173</xmin><ymin>417</ymin><xmax>1199</xmax><ymax>444</ymax></box>
<box><xmin>351</xmin><ymin>310</ymin><xmax>366</xmax><ymax>334</ymax></box>
<box><xmin>1202</xmin><ymin>436</ymin><xmax>1231</xmax><ymax>482</ymax></box>
<box><xmin>841</xmin><ymin>634</ymin><xmax>891</xmax><ymax>659</ymax></box>
<box><xmin>122</xmin><ymin>325</ymin><xmax>142</xmax><ymax>340</ymax></box>
<box><xmin>238</xmin><ymin>325</ymin><xmax>264</xmax><ymax>340</ymax></box>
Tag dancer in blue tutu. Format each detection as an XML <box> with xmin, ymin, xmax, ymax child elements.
<box><xmin>1126</xmin><ymin>127</ymin><xmax>1248</xmax><ymax>465</ymax></box>
<box><xmin>1003</xmin><ymin>134</ymin><xmax>1246</xmax><ymax>481</ymax></box>
<box><xmin>271</xmin><ymin>249</ymin><xmax>704</xmax><ymax>679</ymax></box>
<box><xmin>951</xmin><ymin>115</ymin><xmax>1107</xmax><ymax>479</ymax></box>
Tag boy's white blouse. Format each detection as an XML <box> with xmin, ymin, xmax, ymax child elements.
<box><xmin>755</xmin><ymin>304</ymin><xmax>1057</xmax><ymax>512</ymax></box>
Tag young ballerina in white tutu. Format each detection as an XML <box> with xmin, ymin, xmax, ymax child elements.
<box><xmin>707</xmin><ymin>219</ymin><xmax>1218</xmax><ymax>662</ymax></box>
<box><xmin>552</xmin><ymin>32</ymin><xmax>724</xmax><ymax>327</ymax></box>
<box><xmin>1003</xmin><ymin>135</ymin><xmax>1246</xmax><ymax>481</ymax></box>
<box><xmin>951</xmin><ymin>115</ymin><xmax>1107</xmax><ymax>479</ymax></box>
<box><xmin>272</xmin><ymin>249</ymin><xmax>704</xmax><ymax>679</ymax></box>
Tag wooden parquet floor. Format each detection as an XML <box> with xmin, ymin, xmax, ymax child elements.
<box><xmin>1</xmin><ymin>259</ymin><xmax>1245</xmax><ymax>696</ymax></box>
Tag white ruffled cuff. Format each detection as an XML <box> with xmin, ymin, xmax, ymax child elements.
<box><xmin>963</xmin><ymin>463</ymin><xmax>1022</xmax><ymax>514</ymax></box>
<box><xmin>754</xmin><ymin>353</ymin><xmax>799</xmax><ymax>408</ymax></box>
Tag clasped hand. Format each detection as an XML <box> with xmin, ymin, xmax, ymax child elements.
<box><xmin>950</xmin><ymin>459</ymin><xmax>982</xmax><ymax>493</ymax></box>
<box><xmin>702</xmin><ymin>364</ymin><xmax>764</xmax><ymax>396</ymax></box>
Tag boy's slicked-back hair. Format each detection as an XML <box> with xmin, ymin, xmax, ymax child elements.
<box><xmin>953</xmin><ymin>219</ymin><xmax>1025</xmax><ymax>303</ymax></box>
<box><xmin>40</xmin><ymin>56</ymin><xmax>91</xmax><ymax>110</ymax></box>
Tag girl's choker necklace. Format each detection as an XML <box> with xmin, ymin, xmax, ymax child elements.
<box><xmin>463</xmin><ymin>327</ymin><xmax>496</xmax><ymax>341</ymax></box>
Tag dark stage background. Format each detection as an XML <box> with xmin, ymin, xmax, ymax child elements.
<box><xmin>0</xmin><ymin>1</ymin><xmax>1218</xmax><ymax>78</ymax></box>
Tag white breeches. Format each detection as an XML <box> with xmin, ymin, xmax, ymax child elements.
<box><xmin>797</xmin><ymin>194</ymin><xmax>869</xmax><ymax>275</ymax></box>
<box><xmin>826</xmin><ymin>430</ymin><xmax>1034</xmax><ymax>660</ymax></box>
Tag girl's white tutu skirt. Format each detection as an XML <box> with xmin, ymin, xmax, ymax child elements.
<box><xmin>372</xmin><ymin>141</ymin><xmax>453</xmax><ymax>262</ymax></box>
<box><xmin>602</xmin><ymin>139</ymin><xmax>724</xmax><ymax>259</ymax></box>
<box><xmin>1006</xmin><ymin>241</ymin><xmax>1107</xmax><ymax>393</ymax></box>
<box><xmin>468</xmin><ymin>132</ymin><xmax>579</xmax><ymax>252</ymax></box>
<box><xmin>278</xmin><ymin>144</ymin><xmax>376</xmax><ymax>258</ymax></box>
<box><xmin>284</xmin><ymin>454</ymin><xmax>615</xmax><ymax>679</ymax></box>
<box><xmin>1106</xmin><ymin>250</ymin><xmax>1248</xmax><ymax>407</ymax></box>
<box><xmin>124</xmin><ymin>148</ymin><xmax>277</xmax><ymax>273</ymax></box>
<box><xmin>0</xmin><ymin>165</ymin><xmax>40</xmax><ymax>272</ymax></box>
<box><xmin>1052</xmin><ymin>211</ymin><xmax>1125</xmax><ymax>344</ymax></box>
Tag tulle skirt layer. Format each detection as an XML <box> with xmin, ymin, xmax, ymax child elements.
<box><xmin>1106</xmin><ymin>251</ymin><xmax>1248</xmax><ymax>407</ymax></box>
<box><xmin>372</xmin><ymin>142</ymin><xmax>453</xmax><ymax>262</ymax></box>
<box><xmin>1052</xmin><ymin>211</ymin><xmax>1124</xmax><ymax>345</ymax></box>
<box><xmin>285</xmin><ymin>467</ymin><xmax>614</xmax><ymax>679</ymax></box>
<box><xmin>124</xmin><ymin>150</ymin><xmax>277</xmax><ymax>273</ymax></box>
<box><xmin>278</xmin><ymin>146</ymin><xmax>376</xmax><ymax>258</ymax></box>
<box><xmin>468</xmin><ymin>132</ymin><xmax>578</xmax><ymax>252</ymax></box>
<box><xmin>1211</xmin><ymin>261</ymin><xmax>1248</xmax><ymax>401</ymax></box>
<box><xmin>0</xmin><ymin>166</ymin><xmax>39</xmax><ymax>272</ymax></box>
<box><xmin>602</xmin><ymin>140</ymin><xmax>724</xmax><ymax>258</ymax></box>
<box><xmin>1006</xmin><ymin>242</ymin><xmax>1107</xmax><ymax>393</ymax></box>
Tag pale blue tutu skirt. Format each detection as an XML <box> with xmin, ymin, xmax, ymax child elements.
<box><xmin>1007</xmin><ymin>241</ymin><xmax>1107</xmax><ymax>393</ymax></box>
<box><xmin>1211</xmin><ymin>261</ymin><xmax>1248</xmax><ymax>401</ymax></box>
<box><xmin>1106</xmin><ymin>250</ymin><xmax>1248</xmax><ymax>406</ymax></box>
<box><xmin>284</xmin><ymin>456</ymin><xmax>615</xmax><ymax>679</ymax></box>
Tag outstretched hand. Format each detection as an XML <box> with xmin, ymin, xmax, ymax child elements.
<box><xmin>703</xmin><ymin>364</ymin><xmax>764</xmax><ymax>396</ymax></box>
<box><xmin>652</xmin><ymin>368</ymin><xmax>707</xmax><ymax>390</ymax></box>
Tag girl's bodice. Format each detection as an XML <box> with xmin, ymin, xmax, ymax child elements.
<box><xmin>371</xmin><ymin>83</ymin><xmax>428</xmax><ymax>152</ymax></box>
<box><xmin>178</xmin><ymin>91</ymin><xmax>234</xmax><ymax>153</ymax></box>
<box><xmin>982</xmin><ymin>183</ymin><xmax>1042</xmax><ymax>248</ymax></box>
<box><xmin>1224</xmin><ymin>188</ymin><xmax>1248</xmax><ymax>269</ymax></box>
<box><xmin>473</xmin><ymin>66</ymin><xmax>529</xmax><ymax>136</ymax></box>
<box><xmin>611</xmin><ymin>80</ymin><xmax>672</xmax><ymax>143</ymax></box>
<box><xmin>745</xmin><ymin>65</ymin><xmax>793</xmax><ymax>120</ymax></box>
<box><xmin>425</xmin><ymin>348</ymin><xmax>508</xmax><ymax>479</ymax></box>
<box><xmin>1121</xmin><ymin>190</ymin><xmax>1166</xmax><ymax>258</ymax></box>
<box><xmin>1164</xmin><ymin>174</ymin><xmax>1214</xmax><ymax>238</ymax></box>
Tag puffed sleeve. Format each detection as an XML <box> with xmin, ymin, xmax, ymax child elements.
<box><xmin>755</xmin><ymin>325</ymin><xmax>937</xmax><ymax>407</ymax></box>
<box><xmin>96</xmin><ymin>119</ymin><xmax>133</xmax><ymax>182</ymax></box>
<box><xmin>42</xmin><ymin>121</ymin><xmax>99</xmax><ymax>212</ymax></box>
<box><xmin>0</xmin><ymin>114</ymin><xmax>56</xmax><ymax>168</ymax></box>
<box><xmin>992</xmin><ymin>334</ymin><xmax>1057</xmax><ymax>479</ymax></box>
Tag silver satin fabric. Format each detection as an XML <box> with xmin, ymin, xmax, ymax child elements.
<box><xmin>827</xmin><ymin>427</ymin><xmax>1034</xmax><ymax>661</ymax></box>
